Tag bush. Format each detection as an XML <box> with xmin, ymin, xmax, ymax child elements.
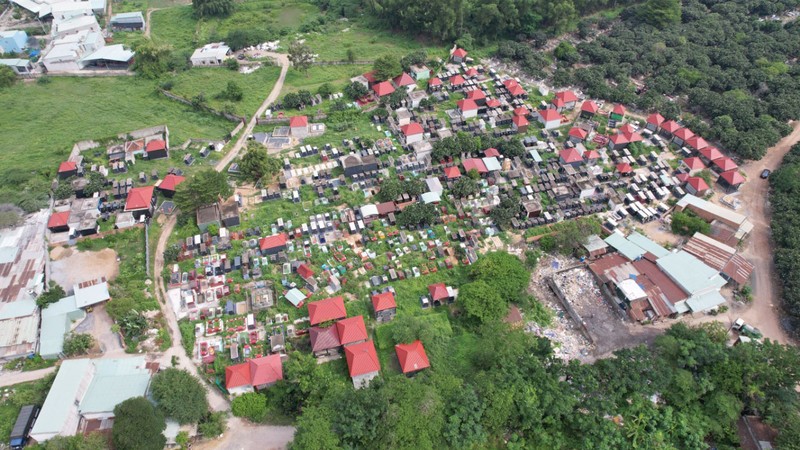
<box><xmin>670</xmin><ymin>210</ymin><xmax>710</xmax><ymax>236</ymax></box>
<box><xmin>36</xmin><ymin>282</ymin><xmax>66</xmax><ymax>309</ymax></box>
<box><xmin>150</xmin><ymin>368</ymin><xmax>209</xmax><ymax>424</ymax></box>
<box><xmin>225</xmin><ymin>58</ymin><xmax>240</xmax><ymax>71</ymax></box>
<box><xmin>63</xmin><ymin>333</ymin><xmax>94</xmax><ymax>356</ymax></box>
<box><xmin>112</xmin><ymin>397</ymin><xmax>166</xmax><ymax>450</ymax></box>
<box><xmin>197</xmin><ymin>411</ymin><xmax>227</xmax><ymax>437</ymax></box>
<box><xmin>232</xmin><ymin>392</ymin><xmax>268</xmax><ymax>422</ymax></box>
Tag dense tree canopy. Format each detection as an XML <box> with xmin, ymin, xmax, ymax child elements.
<box><xmin>174</xmin><ymin>169</ymin><xmax>233</xmax><ymax>214</ymax></box>
<box><xmin>112</xmin><ymin>397</ymin><xmax>166</xmax><ymax>450</ymax></box>
<box><xmin>239</xmin><ymin>144</ymin><xmax>281</xmax><ymax>183</ymax></box>
<box><xmin>192</xmin><ymin>0</ymin><xmax>234</xmax><ymax>18</ymax></box>
<box><xmin>770</xmin><ymin>142</ymin><xmax>800</xmax><ymax>332</ymax></box>
<box><xmin>150</xmin><ymin>368</ymin><xmax>209</xmax><ymax>424</ymax></box>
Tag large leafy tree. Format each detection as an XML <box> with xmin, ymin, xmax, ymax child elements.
<box><xmin>231</xmin><ymin>392</ymin><xmax>268</xmax><ymax>422</ymax></box>
<box><xmin>150</xmin><ymin>368</ymin><xmax>209</xmax><ymax>424</ymax></box>
<box><xmin>174</xmin><ymin>169</ymin><xmax>232</xmax><ymax>214</ymax></box>
<box><xmin>112</xmin><ymin>397</ymin><xmax>166</xmax><ymax>450</ymax></box>
<box><xmin>372</xmin><ymin>55</ymin><xmax>401</xmax><ymax>82</ymax></box>
<box><xmin>192</xmin><ymin>0</ymin><xmax>233</xmax><ymax>18</ymax></box>
<box><xmin>288</xmin><ymin>41</ymin><xmax>314</xmax><ymax>75</ymax></box>
<box><xmin>239</xmin><ymin>144</ymin><xmax>281</xmax><ymax>183</ymax></box>
<box><xmin>468</xmin><ymin>251</ymin><xmax>529</xmax><ymax>302</ymax></box>
<box><xmin>0</xmin><ymin>65</ymin><xmax>16</xmax><ymax>89</ymax></box>
<box><xmin>460</xmin><ymin>280</ymin><xmax>507</xmax><ymax>324</ymax></box>
<box><xmin>641</xmin><ymin>0</ymin><xmax>681</xmax><ymax>28</ymax></box>
<box><xmin>132</xmin><ymin>39</ymin><xmax>172</xmax><ymax>79</ymax></box>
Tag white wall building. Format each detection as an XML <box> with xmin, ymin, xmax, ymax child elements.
<box><xmin>190</xmin><ymin>42</ymin><xmax>231</xmax><ymax>67</ymax></box>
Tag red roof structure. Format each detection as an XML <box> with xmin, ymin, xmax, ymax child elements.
<box><xmin>363</xmin><ymin>71</ymin><xmax>377</xmax><ymax>84</ymax></box>
<box><xmin>512</xmin><ymin>115</ymin><xmax>529</xmax><ymax>128</ymax></box>
<box><xmin>484</xmin><ymin>148</ymin><xmax>500</xmax><ymax>158</ymax></box>
<box><xmin>308</xmin><ymin>296</ymin><xmax>347</xmax><ymax>325</ymax></box>
<box><xmin>225</xmin><ymin>354</ymin><xmax>283</xmax><ymax>389</ymax></box>
<box><xmin>376</xmin><ymin>201</ymin><xmax>397</xmax><ymax>215</ymax></box>
<box><xmin>554</xmin><ymin>90</ymin><xmax>578</xmax><ymax>104</ymax></box>
<box><xmin>699</xmin><ymin>146</ymin><xmax>724</xmax><ymax>161</ymax></box>
<box><xmin>619</xmin><ymin>123</ymin><xmax>636</xmax><ymax>135</ymax></box>
<box><xmin>428</xmin><ymin>283</ymin><xmax>449</xmax><ymax>301</ymax></box>
<box><xmin>560</xmin><ymin>148</ymin><xmax>583</xmax><ymax>164</ymax></box>
<box><xmin>124</xmin><ymin>186</ymin><xmax>155</xmax><ymax>212</ymax></box>
<box><xmin>395</xmin><ymin>340</ymin><xmax>431</xmax><ymax>374</ymax></box>
<box><xmin>647</xmin><ymin>113</ymin><xmax>665</xmax><ymax>127</ymax></box>
<box><xmin>452</xmin><ymin>48</ymin><xmax>467</xmax><ymax>58</ymax></box>
<box><xmin>464</xmin><ymin>67</ymin><xmax>478</xmax><ymax>78</ymax></box>
<box><xmin>58</xmin><ymin>161</ymin><xmax>77</xmax><ymax>173</ymax></box>
<box><xmin>609</xmin><ymin>134</ymin><xmax>630</xmax><ymax>146</ymax></box>
<box><xmin>373</xmin><ymin>81</ymin><xmax>395</xmax><ymax>97</ymax></box>
<box><xmin>259</xmin><ymin>233</ymin><xmax>288</xmax><ymax>251</ymax></box>
<box><xmin>462</xmin><ymin>158</ymin><xmax>487</xmax><ymax>174</ymax></box>
<box><xmin>538</xmin><ymin>108</ymin><xmax>561</xmax><ymax>122</ymax></box>
<box><xmin>457</xmin><ymin>98</ymin><xmax>478</xmax><ymax>112</ymax></box>
<box><xmin>616</xmin><ymin>162</ymin><xmax>633</xmax><ymax>174</ymax></box>
<box><xmin>673</xmin><ymin>127</ymin><xmax>695</xmax><ymax>141</ymax></box>
<box><xmin>336</xmin><ymin>316</ymin><xmax>368</xmax><ymax>346</ymax></box>
<box><xmin>48</xmin><ymin>211</ymin><xmax>70</xmax><ymax>229</ymax></box>
<box><xmin>297</xmin><ymin>263</ymin><xmax>314</xmax><ymax>280</ymax></box>
<box><xmin>507</xmin><ymin>84</ymin><xmax>526</xmax><ymax>97</ymax></box>
<box><xmin>289</xmin><ymin>116</ymin><xmax>308</xmax><ymax>128</ymax></box>
<box><xmin>466</xmin><ymin>89</ymin><xmax>485</xmax><ymax>101</ymax></box>
<box><xmin>552</xmin><ymin>97</ymin><xmax>566</xmax><ymax>109</ymax></box>
<box><xmin>661</xmin><ymin>120</ymin><xmax>681</xmax><ymax>134</ymax></box>
<box><xmin>428</xmin><ymin>77</ymin><xmax>442</xmax><ymax>87</ymax></box>
<box><xmin>310</xmin><ymin>325</ymin><xmax>341</xmax><ymax>353</ymax></box>
<box><xmin>158</xmin><ymin>173</ymin><xmax>185</xmax><ymax>192</ymax></box>
<box><xmin>687</xmin><ymin>177</ymin><xmax>710</xmax><ymax>193</ymax></box>
<box><xmin>371</xmin><ymin>292</ymin><xmax>397</xmax><ymax>312</ymax></box>
<box><xmin>719</xmin><ymin>170</ymin><xmax>745</xmax><ymax>186</ymax></box>
<box><xmin>450</xmin><ymin>75</ymin><xmax>466</xmax><ymax>86</ymax></box>
<box><xmin>443</xmin><ymin>166</ymin><xmax>462</xmax><ymax>179</ymax></box>
<box><xmin>393</xmin><ymin>72</ymin><xmax>415</xmax><ymax>87</ymax></box>
<box><xmin>584</xmin><ymin>150</ymin><xmax>600</xmax><ymax>160</ymax></box>
<box><xmin>686</xmin><ymin>136</ymin><xmax>708</xmax><ymax>151</ymax></box>
<box><xmin>145</xmin><ymin>139</ymin><xmax>166</xmax><ymax>153</ymax></box>
<box><xmin>401</xmin><ymin>122</ymin><xmax>424</xmax><ymax>136</ymax></box>
<box><xmin>486</xmin><ymin>99</ymin><xmax>501</xmax><ymax>108</ymax></box>
<box><xmin>569</xmin><ymin>127</ymin><xmax>588</xmax><ymax>140</ymax></box>
<box><xmin>611</xmin><ymin>104</ymin><xmax>626</xmax><ymax>116</ymax></box>
<box><xmin>713</xmin><ymin>157</ymin><xmax>738</xmax><ymax>172</ymax></box>
<box><xmin>682</xmin><ymin>157</ymin><xmax>706</xmax><ymax>171</ymax></box>
<box><xmin>581</xmin><ymin>101</ymin><xmax>599</xmax><ymax>114</ymax></box>
<box><xmin>345</xmin><ymin>340</ymin><xmax>380</xmax><ymax>377</ymax></box>
<box><xmin>676</xmin><ymin>172</ymin><xmax>690</xmax><ymax>183</ymax></box>
<box><xmin>513</xmin><ymin>106</ymin><xmax>530</xmax><ymax>117</ymax></box>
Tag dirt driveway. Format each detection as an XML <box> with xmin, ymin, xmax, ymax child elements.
<box><xmin>735</xmin><ymin>121</ymin><xmax>800</xmax><ymax>344</ymax></box>
<box><xmin>49</xmin><ymin>247</ymin><xmax>119</xmax><ymax>289</ymax></box>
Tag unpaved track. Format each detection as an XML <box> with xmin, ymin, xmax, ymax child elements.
<box><xmin>736</xmin><ymin>121</ymin><xmax>800</xmax><ymax>344</ymax></box>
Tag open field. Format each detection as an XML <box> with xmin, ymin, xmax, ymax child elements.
<box><xmin>168</xmin><ymin>65</ymin><xmax>282</xmax><ymax>116</ymax></box>
<box><xmin>281</xmin><ymin>64</ymin><xmax>368</xmax><ymax>95</ymax></box>
<box><xmin>0</xmin><ymin>77</ymin><xmax>231</xmax><ymax>180</ymax></box>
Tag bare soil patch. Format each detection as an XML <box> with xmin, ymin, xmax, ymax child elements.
<box><xmin>50</xmin><ymin>247</ymin><xmax>119</xmax><ymax>289</ymax></box>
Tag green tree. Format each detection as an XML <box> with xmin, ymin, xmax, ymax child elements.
<box><xmin>174</xmin><ymin>169</ymin><xmax>232</xmax><ymax>214</ymax></box>
<box><xmin>451</xmin><ymin>177</ymin><xmax>479</xmax><ymax>198</ymax></box>
<box><xmin>344</xmin><ymin>81</ymin><xmax>368</xmax><ymax>100</ymax></box>
<box><xmin>641</xmin><ymin>0</ymin><xmax>681</xmax><ymax>28</ymax></box>
<box><xmin>288</xmin><ymin>41</ymin><xmax>314</xmax><ymax>75</ymax></box>
<box><xmin>197</xmin><ymin>411</ymin><xmax>227</xmax><ymax>437</ymax></box>
<box><xmin>396</xmin><ymin>202</ymin><xmax>437</xmax><ymax>227</ymax></box>
<box><xmin>225</xmin><ymin>58</ymin><xmax>240</xmax><ymax>71</ymax></box>
<box><xmin>670</xmin><ymin>211</ymin><xmax>710</xmax><ymax>236</ymax></box>
<box><xmin>192</xmin><ymin>0</ymin><xmax>233</xmax><ymax>18</ymax></box>
<box><xmin>460</xmin><ymin>280</ymin><xmax>507</xmax><ymax>324</ymax></box>
<box><xmin>469</xmin><ymin>252</ymin><xmax>529</xmax><ymax>302</ymax></box>
<box><xmin>490</xmin><ymin>195</ymin><xmax>520</xmax><ymax>230</ymax></box>
<box><xmin>292</xmin><ymin>406</ymin><xmax>341</xmax><ymax>449</ymax></box>
<box><xmin>36</xmin><ymin>282</ymin><xmax>66</xmax><ymax>309</ymax></box>
<box><xmin>175</xmin><ymin>431</ymin><xmax>190</xmax><ymax>449</ymax></box>
<box><xmin>39</xmin><ymin>433</ymin><xmax>108</xmax><ymax>450</ymax></box>
<box><xmin>239</xmin><ymin>143</ymin><xmax>281</xmax><ymax>183</ymax></box>
<box><xmin>317</xmin><ymin>83</ymin><xmax>334</xmax><ymax>98</ymax></box>
<box><xmin>444</xmin><ymin>386</ymin><xmax>487</xmax><ymax>448</ymax></box>
<box><xmin>63</xmin><ymin>333</ymin><xmax>94</xmax><ymax>356</ymax></box>
<box><xmin>346</xmin><ymin>48</ymin><xmax>356</xmax><ymax>63</ymax></box>
<box><xmin>132</xmin><ymin>39</ymin><xmax>172</xmax><ymax>79</ymax></box>
<box><xmin>221</xmin><ymin>81</ymin><xmax>243</xmax><ymax>101</ymax></box>
<box><xmin>400</xmin><ymin>49</ymin><xmax>427</xmax><ymax>71</ymax></box>
<box><xmin>231</xmin><ymin>392</ymin><xmax>268</xmax><ymax>422</ymax></box>
<box><xmin>150</xmin><ymin>368</ymin><xmax>209</xmax><ymax>424</ymax></box>
<box><xmin>372</xmin><ymin>55</ymin><xmax>401</xmax><ymax>82</ymax></box>
<box><xmin>112</xmin><ymin>397</ymin><xmax>166</xmax><ymax>450</ymax></box>
<box><xmin>377</xmin><ymin>178</ymin><xmax>403</xmax><ymax>202</ymax></box>
<box><xmin>0</xmin><ymin>65</ymin><xmax>16</xmax><ymax>89</ymax></box>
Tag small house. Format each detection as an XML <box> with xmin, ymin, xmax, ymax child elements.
<box><xmin>410</xmin><ymin>64</ymin><xmax>430</xmax><ymax>81</ymax></box>
<box><xmin>449</xmin><ymin>74</ymin><xmax>466</xmax><ymax>89</ymax></box>
<box><xmin>685</xmin><ymin>136</ymin><xmax>708</xmax><ymax>152</ymax></box>
<box><xmin>427</xmin><ymin>77</ymin><xmax>442</xmax><ymax>92</ymax></box>
<box><xmin>190</xmin><ymin>42</ymin><xmax>230</xmax><ymax>67</ymax></box>
<box><xmin>259</xmin><ymin>233</ymin><xmax>288</xmax><ymax>255</ymax></box>
<box><xmin>220</xmin><ymin>198</ymin><xmax>240</xmax><ymax>227</ymax></box>
<box><xmin>466</xmin><ymin>89</ymin><xmax>486</xmax><ymax>106</ymax></box>
<box><xmin>660</xmin><ymin>120</ymin><xmax>681</xmax><ymax>138</ymax></box>
<box><xmin>551</xmin><ymin>90</ymin><xmax>578</xmax><ymax>111</ymax></box>
<box><xmin>443</xmin><ymin>166</ymin><xmax>461</xmax><ymax>180</ymax></box>
<box><xmin>680</xmin><ymin>157</ymin><xmax>706</xmax><ymax>175</ymax></box>
<box><xmin>392</xmin><ymin>72</ymin><xmax>416</xmax><ymax>92</ymax></box>
<box><xmin>646</xmin><ymin>113</ymin><xmax>665</xmax><ymax>132</ymax></box>
<box><xmin>580</xmin><ymin>100</ymin><xmax>599</xmax><ymax>118</ymax></box>
<box><xmin>0</xmin><ymin>58</ymin><xmax>33</xmax><ymax>75</ymax></box>
<box><xmin>0</xmin><ymin>30</ymin><xmax>27</xmax><ymax>54</ymax></box>
<box><xmin>290</xmin><ymin>115</ymin><xmax>309</xmax><ymax>138</ymax></box>
<box><xmin>512</xmin><ymin>115</ymin><xmax>529</xmax><ymax>133</ymax></box>
<box><xmin>672</xmin><ymin>128</ymin><xmax>695</xmax><ymax>147</ymax></box>
<box><xmin>48</xmin><ymin>211</ymin><xmax>71</xmax><ymax>233</ymax></box>
<box><xmin>155</xmin><ymin>173</ymin><xmax>185</xmax><ymax>197</ymax></box>
<box><xmin>58</xmin><ymin>161</ymin><xmax>78</xmax><ymax>179</ymax></box>
<box><xmin>698</xmin><ymin>146</ymin><xmax>724</xmax><ymax>164</ymax></box>
<box><xmin>504</xmin><ymin>79</ymin><xmax>526</xmax><ymax>98</ymax></box>
<box><xmin>451</xmin><ymin>47</ymin><xmax>468</xmax><ymax>63</ymax></box>
<box><xmin>310</xmin><ymin>325</ymin><xmax>341</xmax><ymax>357</ymax></box>
<box><xmin>718</xmin><ymin>170</ymin><xmax>745</xmax><ymax>192</ymax></box>
<box><xmin>308</xmin><ymin>296</ymin><xmax>347</xmax><ymax>326</ymax></box>
<box><xmin>537</xmin><ymin>108</ymin><xmax>561</xmax><ymax>130</ymax></box>
<box><xmin>428</xmin><ymin>283</ymin><xmax>455</xmax><ymax>306</ymax></box>
<box><xmin>401</xmin><ymin>122</ymin><xmax>424</xmax><ymax>145</ymax></box>
<box><xmin>124</xmin><ymin>185</ymin><xmax>155</xmax><ymax>219</ymax></box>
<box><xmin>457</xmin><ymin>99</ymin><xmax>479</xmax><ymax>119</ymax></box>
<box><xmin>610</xmin><ymin>104</ymin><xmax>626</xmax><ymax>121</ymax></box>
<box><xmin>395</xmin><ymin>340</ymin><xmax>430</xmax><ymax>375</ymax></box>
<box><xmin>559</xmin><ymin>148</ymin><xmax>583</xmax><ymax>168</ymax></box>
<box><xmin>336</xmin><ymin>316</ymin><xmax>368</xmax><ymax>347</ymax></box>
<box><xmin>712</xmin><ymin>157</ymin><xmax>738</xmax><ymax>173</ymax></box>
<box><xmin>345</xmin><ymin>340</ymin><xmax>380</xmax><ymax>389</ymax></box>
<box><xmin>371</xmin><ymin>292</ymin><xmax>397</xmax><ymax>322</ymax></box>
<box><xmin>373</xmin><ymin>81</ymin><xmax>395</xmax><ymax>98</ymax></box>
<box><xmin>225</xmin><ymin>354</ymin><xmax>283</xmax><ymax>395</ymax></box>
<box><xmin>583</xmin><ymin>234</ymin><xmax>609</xmax><ymax>259</ymax></box>
<box><xmin>109</xmin><ymin>11</ymin><xmax>145</xmax><ymax>31</ymax></box>
<box><xmin>685</xmin><ymin>177</ymin><xmax>710</xmax><ymax>196</ymax></box>
<box><xmin>568</xmin><ymin>127</ymin><xmax>588</xmax><ymax>143</ymax></box>
<box><xmin>196</xmin><ymin>203</ymin><xmax>221</xmax><ymax>232</ymax></box>
<box><xmin>145</xmin><ymin>139</ymin><xmax>168</xmax><ymax>160</ymax></box>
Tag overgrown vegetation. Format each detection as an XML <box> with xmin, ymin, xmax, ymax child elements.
<box><xmin>63</xmin><ymin>333</ymin><xmax>94</xmax><ymax>356</ymax></box>
<box><xmin>151</xmin><ymin>368</ymin><xmax>210</xmax><ymax>424</ymax></box>
<box><xmin>770</xmin><ymin>142</ymin><xmax>800</xmax><ymax>334</ymax></box>
<box><xmin>671</xmin><ymin>210</ymin><xmax>711</xmax><ymax>236</ymax></box>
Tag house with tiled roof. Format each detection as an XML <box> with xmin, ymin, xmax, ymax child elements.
<box><xmin>610</xmin><ymin>104</ymin><xmax>626</xmax><ymax>120</ymax></box>
<box><xmin>309</xmin><ymin>325</ymin><xmax>341</xmax><ymax>357</ymax></box>
<box><xmin>660</xmin><ymin>120</ymin><xmax>681</xmax><ymax>137</ymax></box>
<box><xmin>372</xmin><ymin>291</ymin><xmax>397</xmax><ymax>323</ymax></box>
<box><xmin>392</xmin><ymin>72</ymin><xmax>415</xmax><ymax>91</ymax></box>
<box><xmin>568</xmin><ymin>127</ymin><xmax>588</xmax><ymax>143</ymax></box>
<box><xmin>699</xmin><ymin>146</ymin><xmax>724</xmax><ymax>164</ymax></box>
<box><xmin>559</xmin><ymin>148</ymin><xmax>583</xmax><ymax>168</ymax></box>
<box><xmin>672</xmin><ymin>127</ymin><xmax>695</xmax><ymax>146</ymax></box>
<box><xmin>58</xmin><ymin>161</ymin><xmax>78</xmax><ymax>179</ymax></box>
<box><xmin>124</xmin><ymin>185</ymin><xmax>155</xmax><ymax>219</ymax></box>
<box><xmin>443</xmin><ymin>166</ymin><xmax>462</xmax><ymax>179</ymax></box>
<box><xmin>646</xmin><ymin>113</ymin><xmax>665</xmax><ymax>132</ymax></box>
<box><xmin>259</xmin><ymin>233</ymin><xmax>288</xmax><ymax>255</ymax></box>
<box><xmin>583</xmin><ymin>150</ymin><xmax>600</xmax><ymax>164</ymax></box>
<box><xmin>681</xmin><ymin>157</ymin><xmax>706</xmax><ymax>175</ymax></box>
<box><xmin>345</xmin><ymin>340</ymin><xmax>380</xmax><ymax>388</ymax></box>
<box><xmin>537</xmin><ymin>108</ymin><xmax>561</xmax><ymax>129</ymax></box>
<box><xmin>457</xmin><ymin>98</ymin><xmax>478</xmax><ymax>118</ymax></box>
<box><xmin>580</xmin><ymin>100</ymin><xmax>599</xmax><ymax>118</ymax></box>
<box><xmin>428</xmin><ymin>283</ymin><xmax>455</xmax><ymax>306</ymax></box>
<box><xmin>145</xmin><ymin>139</ymin><xmax>168</xmax><ymax>160</ymax></box>
<box><xmin>336</xmin><ymin>316</ymin><xmax>368</xmax><ymax>346</ymax></box>
<box><xmin>401</xmin><ymin>122</ymin><xmax>424</xmax><ymax>145</ymax></box>
<box><xmin>427</xmin><ymin>77</ymin><xmax>442</xmax><ymax>92</ymax></box>
<box><xmin>718</xmin><ymin>170</ymin><xmax>745</xmax><ymax>191</ymax></box>
<box><xmin>462</xmin><ymin>158</ymin><xmax>488</xmax><ymax>175</ymax></box>
<box><xmin>686</xmin><ymin>177</ymin><xmax>710</xmax><ymax>196</ymax></box>
<box><xmin>48</xmin><ymin>211</ymin><xmax>71</xmax><ymax>233</ymax></box>
<box><xmin>373</xmin><ymin>81</ymin><xmax>395</xmax><ymax>97</ymax></box>
<box><xmin>308</xmin><ymin>296</ymin><xmax>346</xmax><ymax>325</ymax></box>
<box><xmin>464</xmin><ymin>67</ymin><xmax>478</xmax><ymax>78</ymax></box>
<box><xmin>486</xmin><ymin>98</ymin><xmax>501</xmax><ymax>109</ymax></box>
<box><xmin>503</xmin><ymin>79</ymin><xmax>526</xmax><ymax>98</ymax></box>
<box><xmin>225</xmin><ymin>354</ymin><xmax>283</xmax><ymax>395</ymax></box>
<box><xmin>289</xmin><ymin>115</ymin><xmax>309</xmax><ymax>138</ymax></box>
<box><xmin>712</xmin><ymin>157</ymin><xmax>738</xmax><ymax>173</ymax></box>
<box><xmin>395</xmin><ymin>340</ymin><xmax>430</xmax><ymax>375</ymax></box>
<box><xmin>551</xmin><ymin>90</ymin><xmax>578</xmax><ymax>111</ymax></box>
<box><xmin>685</xmin><ymin>136</ymin><xmax>708</xmax><ymax>152</ymax></box>
<box><xmin>155</xmin><ymin>173</ymin><xmax>185</xmax><ymax>197</ymax></box>
<box><xmin>512</xmin><ymin>115</ymin><xmax>529</xmax><ymax>133</ymax></box>
<box><xmin>616</xmin><ymin>162</ymin><xmax>633</xmax><ymax>175</ymax></box>
<box><xmin>451</xmin><ymin>47</ymin><xmax>467</xmax><ymax>63</ymax></box>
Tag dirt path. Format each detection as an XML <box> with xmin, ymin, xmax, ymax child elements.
<box><xmin>214</xmin><ymin>52</ymin><xmax>291</xmax><ymax>172</ymax></box>
<box><xmin>735</xmin><ymin>121</ymin><xmax>800</xmax><ymax>344</ymax></box>
<box><xmin>0</xmin><ymin>366</ymin><xmax>57</xmax><ymax>388</ymax></box>
<box><xmin>144</xmin><ymin>8</ymin><xmax>159</xmax><ymax>38</ymax></box>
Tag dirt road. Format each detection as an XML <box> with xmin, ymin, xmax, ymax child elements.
<box><xmin>0</xmin><ymin>367</ymin><xmax>56</xmax><ymax>388</ymax></box>
<box><xmin>215</xmin><ymin>52</ymin><xmax>291</xmax><ymax>172</ymax></box>
<box><xmin>736</xmin><ymin>121</ymin><xmax>800</xmax><ymax>344</ymax></box>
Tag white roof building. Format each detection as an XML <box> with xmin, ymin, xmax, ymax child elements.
<box><xmin>190</xmin><ymin>42</ymin><xmax>230</xmax><ymax>67</ymax></box>
<box><xmin>52</xmin><ymin>14</ymin><xmax>100</xmax><ymax>38</ymax></box>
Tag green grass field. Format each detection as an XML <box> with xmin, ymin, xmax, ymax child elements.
<box><xmin>0</xmin><ymin>77</ymin><xmax>231</xmax><ymax>179</ymax></box>
<box><xmin>168</xmin><ymin>65</ymin><xmax>282</xmax><ymax>116</ymax></box>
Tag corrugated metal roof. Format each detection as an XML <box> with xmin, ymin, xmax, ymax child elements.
<box><xmin>657</xmin><ymin>251</ymin><xmax>726</xmax><ymax>295</ymax></box>
<box><xmin>627</xmin><ymin>231</ymin><xmax>669</xmax><ymax>258</ymax></box>
<box><xmin>604</xmin><ymin>232</ymin><xmax>644</xmax><ymax>261</ymax></box>
<box><xmin>686</xmin><ymin>290</ymin><xmax>726</xmax><ymax>312</ymax></box>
